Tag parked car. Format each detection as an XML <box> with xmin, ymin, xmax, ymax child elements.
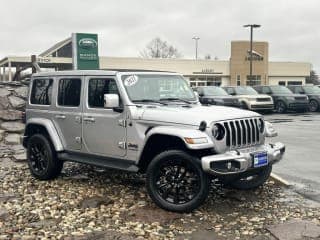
<box><xmin>22</xmin><ymin>70</ymin><xmax>285</xmax><ymax>212</ymax></box>
<box><xmin>222</xmin><ymin>86</ymin><xmax>274</xmax><ymax>112</ymax></box>
<box><xmin>195</xmin><ymin>86</ymin><xmax>240</xmax><ymax>107</ymax></box>
<box><xmin>253</xmin><ymin>85</ymin><xmax>309</xmax><ymax>113</ymax></box>
<box><xmin>287</xmin><ymin>85</ymin><xmax>320</xmax><ymax>112</ymax></box>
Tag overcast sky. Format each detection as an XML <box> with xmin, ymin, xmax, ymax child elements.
<box><xmin>1</xmin><ymin>0</ymin><xmax>320</xmax><ymax>72</ymax></box>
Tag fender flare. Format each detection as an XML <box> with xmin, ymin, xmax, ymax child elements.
<box><xmin>142</xmin><ymin>125</ymin><xmax>214</xmax><ymax>152</ymax></box>
<box><xmin>25</xmin><ymin>118</ymin><xmax>64</xmax><ymax>151</ymax></box>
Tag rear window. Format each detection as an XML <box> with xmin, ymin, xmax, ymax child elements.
<box><xmin>58</xmin><ymin>78</ymin><xmax>81</xmax><ymax>107</ymax></box>
<box><xmin>30</xmin><ymin>78</ymin><xmax>53</xmax><ymax>105</ymax></box>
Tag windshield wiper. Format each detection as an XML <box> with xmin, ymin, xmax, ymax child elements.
<box><xmin>132</xmin><ymin>99</ymin><xmax>168</xmax><ymax>105</ymax></box>
<box><xmin>160</xmin><ymin>97</ymin><xmax>193</xmax><ymax>104</ymax></box>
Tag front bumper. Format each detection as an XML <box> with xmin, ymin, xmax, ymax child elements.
<box><xmin>249</xmin><ymin>103</ymin><xmax>274</xmax><ymax>110</ymax></box>
<box><xmin>287</xmin><ymin>100</ymin><xmax>309</xmax><ymax>110</ymax></box>
<box><xmin>201</xmin><ymin>142</ymin><xmax>285</xmax><ymax>176</ymax></box>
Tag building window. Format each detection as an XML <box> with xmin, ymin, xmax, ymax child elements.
<box><xmin>237</xmin><ymin>75</ymin><xmax>241</xmax><ymax>86</ymax></box>
<box><xmin>287</xmin><ymin>81</ymin><xmax>302</xmax><ymax>86</ymax></box>
<box><xmin>30</xmin><ymin>78</ymin><xmax>53</xmax><ymax>105</ymax></box>
<box><xmin>58</xmin><ymin>78</ymin><xmax>81</xmax><ymax>107</ymax></box>
<box><xmin>278</xmin><ymin>81</ymin><xmax>286</xmax><ymax>86</ymax></box>
<box><xmin>246</xmin><ymin>75</ymin><xmax>261</xmax><ymax>86</ymax></box>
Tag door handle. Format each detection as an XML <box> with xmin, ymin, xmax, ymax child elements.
<box><xmin>83</xmin><ymin>117</ymin><xmax>95</xmax><ymax>123</ymax></box>
<box><xmin>55</xmin><ymin>115</ymin><xmax>66</xmax><ymax>119</ymax></box>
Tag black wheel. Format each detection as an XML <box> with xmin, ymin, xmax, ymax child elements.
<box><xmin>27</xmin><ymin>134</ymin><xmax>63</xmax><ymax>180</ymax></box>
<box><xmin>146</xmin><ymin>150</ymin><xmax>210</xmax><ymax>212</ymax></box>
<box><xmin>229</xmin><ymin>165</ymin><xmax>272</xmax><ymax>190</ymax></box>
<box><xmin>309</xmin><ymin>100</ymin><xmax>319</xmax><ymax>112</ymax></box>
<box><xmin>275</xmin><ymin>101</ymin><xmax>287</xmax><ymax>113</ymax></box>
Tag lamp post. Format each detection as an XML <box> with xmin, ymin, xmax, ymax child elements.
<box><xmin>243</xmin><ymin>24</ymin><xmax>261</xmax><ymax>86</ymax></box>
<box><xmin>192</xmin><ymin>36</ymin><xmax>200</xmax><ymax>59</ymax></box>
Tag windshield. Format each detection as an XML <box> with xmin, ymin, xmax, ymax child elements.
<box><xmin>122</xmin><ymin>74</ymin><xmax>196</xmax><ymax>102</ymax></box>
<box><xmin>303</xmin><ymin>86</ymin><xmax>320</xmax><ymax>94</ymax></box>
<box><xmin>270</xmin><ymin>86</ymin><xmax>293</xmax><ymax>94</ymax></box>
<box><xmin>235</xmin><ymin>86</ymin><xmax>258</xmax><ymax>95</ymax></box>
<box><xmin>203</xmin><ymin>87</ymin><xmax>229</xmax><ymax>96</ymax></box>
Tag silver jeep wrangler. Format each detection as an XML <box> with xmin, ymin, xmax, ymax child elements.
<box><xmin>23</xmin><ymin>70</ymin><xmax>285</xmax><ymax>212</ymax></box>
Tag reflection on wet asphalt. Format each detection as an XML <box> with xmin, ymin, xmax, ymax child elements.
<box><xmin>264</xmin><ymin>112</ymin><xmax>320</xmax><ymax>203</ymax></box>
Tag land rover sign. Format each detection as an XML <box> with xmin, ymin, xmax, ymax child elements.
<box><xmin>72</xmin><ymin>33</ymin><xmax>99</xmax><ymax>70</ymax></box>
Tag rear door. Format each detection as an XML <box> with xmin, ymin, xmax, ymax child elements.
<box><xmin>53</xmin><ymin>77</ymin><xmax>83</xmax><ymax>151</ymax></box>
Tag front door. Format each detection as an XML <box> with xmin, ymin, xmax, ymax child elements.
<box><xmin>53</xmin><ymin>77</ymin><xmax>83</xmax><ymax>150</ymax></box>
<box><xmin>82</xmin><ymin>76</ymin><xmax>126</xmax><ymax>157</ymax></box>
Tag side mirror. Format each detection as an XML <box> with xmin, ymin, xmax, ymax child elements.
<box><xmin>194</xmin><ymin>91</ymin><xmax>200</xmax><ymax>97</ymax></box>
<box><xmin>104</xmin><ymin>94</ymin><xmax>119</xmax><ymax>108</ymax></box>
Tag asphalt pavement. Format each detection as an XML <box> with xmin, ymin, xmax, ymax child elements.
<box><xmin>264</xmin><ymin>112</ymin><xmax>320</xmax><ymax>203</ymax></box>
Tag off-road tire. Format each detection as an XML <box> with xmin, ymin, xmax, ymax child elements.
<box><xmin>146</xmin><ymin>150</ymin><xmax>210</xmax><ymax>213</ymax></box>
<box><xmin>27</xmin><ymin>134</ymin><xmax>63</xmax><ymax>180</ymax></box>
<box><xmin>229</xmin><ymin>165</ymin><xmax>272</xmax><ymax>190</ymax></box>
<box><xmin>275</xmin><ymin>101</ymin><xmax>287</xmax><ymax>113</ymax></box>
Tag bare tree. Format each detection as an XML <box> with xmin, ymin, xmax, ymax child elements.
<box><xmin>204</xmin><ymin>54</ymin><xmax>211</xmax><ymax>60</ymax></box>
<box><xmin>140</xmin><ymin>37</ymin><xmax>182</xmax><ymax>58</ymax></box>
<box><xmin>306</xmin><ymin>70</ymin><xmax>319</xmax><ymax>84</ymax></box>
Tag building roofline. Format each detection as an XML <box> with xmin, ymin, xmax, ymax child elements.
<box><xmin>39</xmin><ymin>37</ymin><xmax>71</xmax><ymax>57</ymax></box>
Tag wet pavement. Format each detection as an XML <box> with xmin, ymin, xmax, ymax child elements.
<box><xmin>264</xmin><ymin>112</ymin><xmax>320</xmax><ymax>203</ymax></box>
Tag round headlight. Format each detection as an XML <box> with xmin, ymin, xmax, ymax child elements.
<box><xmin>212</xmin><ymin>123</ymin><xmax>225</xmax><ymax>140</ymax></box>
<box><xmin>257</xmin><ymin>118</ymin><xmax>265</xmax><ymax>133</ymax></box>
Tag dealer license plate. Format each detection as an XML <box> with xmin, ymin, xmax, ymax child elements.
<box><xmin>252</xmin><ymin>152</ymin><xmax>268</xmax><ymax>168</ymax></box>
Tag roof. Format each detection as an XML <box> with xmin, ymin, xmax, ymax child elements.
<box><xmin>32</xmin><ymin>70</ymin><xmax>179</xmax><ymax>77</ymax></box>
<box><xmin>39</xmin><ymin>38</ymin><xmax>71</xmax><ymax>57</ymax></box>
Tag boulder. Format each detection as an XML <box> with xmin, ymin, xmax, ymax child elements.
<box><xmin>8</xmin><ymin>96</ymin><xmax>25</xmax><ymax>109</ymax></box>
<box><xmin>4</xmin><ymin>134</ymin><xmax>21</xmax><ymax>145</ymax></box>
<box><xmin>0</xmin><ymin>129</ymin><xmax>4</xmax><ymax>142</ymax></box>
<box><xmin>1</xmin><ymin>122</ymin><xmax>25</xmax><ymax>133</ymax></box>
<box><xmin>12</xmin><ymin>153</ymin><xmax>26</xmax><ymax>162</ymax></box>
<box><xmin>0</xmin><ymin>88</ymin><xmax>10</xmax><ymax>97</ymax></box>
<box><xmin>0</xmin><ymin>110</ymin><xmax>22</xmax><ymax>121</ymax></box>
<box><xmin>14</xmin><ymin>86</ymin><xmax>29</xmax><ymax>99</ymax></box>
<box><xmin>0</xmin><ymin>96</ymin><xmax>9</xmax><ymax>110</ymax></box>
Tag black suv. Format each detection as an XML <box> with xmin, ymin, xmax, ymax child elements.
<box><xmin>288</xmin><ymin>85</ymin><xmax>320</xmax><ymax>112</ymax></box>
<box><xmin>195</xmin><ymin>86</ymin><xmax>240</xmax><ymax>107</ymax></box>
<box><xmin>253</xmin><ymin>85</ymin><xmax>309</xmax><ymax>113</ymax></box>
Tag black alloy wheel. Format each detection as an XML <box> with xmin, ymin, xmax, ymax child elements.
<box><xmin>309</xmin><ymin>99</ymin><xmax>319</xmax><ymax>112</ymax></box>
<box><xmin>27</xmin><ymin>134</ymin><xmax>63</xmax><ymax>180</ymax></box>
<box><xmin>146</xmin><ymin>150</ymin><xmax>209</xmax><ymax>212</ymax></box>
<box><xmin>276</xmin><ymin>101</ymin><xmax>286</xmax><ymax>113</ymax></box>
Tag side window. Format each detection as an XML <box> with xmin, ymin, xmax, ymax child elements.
<box><xmin>226</xmin><ymin>88</ymin><xmax>234</xmax><ymax>95</ymax></box>
<box><xmin>88</xmin><ymin>78</ymin><xmax>119</xmax><ymax>108</ymax></box>
<box><xmin>262</xmin><ymin>86</ymin><xmax>270</xmax><ymax>94</ymax></box>
<box><xmin>58</xmin><ymin>78</ymin><xmax>81</xmax><ymax>107</ymax></box>
<box><xmin>30</xmin><ymin>78</ymin><xmax>53</xmax><ymax>105</ymax></box>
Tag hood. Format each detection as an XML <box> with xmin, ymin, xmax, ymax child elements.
<box><xmin>138</xmin><ymin>105</ymin><xmax>260</xmax><ymax>126</ymax></box>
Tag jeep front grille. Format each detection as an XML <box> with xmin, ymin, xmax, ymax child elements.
<box><xmin>222</xmin><ymin>118</ymin><xmax>262</xmax><ymax>149</ymax></box>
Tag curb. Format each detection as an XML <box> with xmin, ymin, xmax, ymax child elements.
<box><xmin>270</xmin><ymin>173</ymin><xmax>291</xmax><ymax>187</ymax></box>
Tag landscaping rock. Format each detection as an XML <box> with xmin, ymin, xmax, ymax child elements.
<box><xmin>1</xmin><ymin>122</ymin><xmax>25</xmax><ymax>133</ymax></box>
<box><xmin>0</xmin><ymin>208</ymin><xmax>9</xmax><ymax>220</ymax></box>
<box><xmin>4</xmin><ymin>134</ymin><xmax>21</xmax><ymax>145</ymax></box>
<box><xmin>14</xmin><ymin>86</ymin><xmax>29</xmax><ymax>99</ymax></box>
<box><xmin>0</xmin><ymin>88</ymin><xmax>10</xmax><ymax>97</ymax></box>
<box><xmin>0</xmin><ymin>96</ymin><xmax>9</xmax><ymax>110</ymax></box>
<box><xmin>12</xmin><ymin>153</ymin><xmax>26</xmax><ymax>162</ymax></box>
<box><xmin>0</xmin><ymin>130</ymin><xmax>4</xmax><ymax>142</ymax></box>
<box><xmin>8</xmin><ymin>96</ymin><xmax>25</xmax><ymax>109</ymax></box>
<box><xmin>80</xmin><ymin>196</ymin><xmax>114</xmax><ymax>208</ymax></box>
<box><xmin>0</xmin><ymin>110</ymin><xmax>22</xmax><ymax>121</ymax></box>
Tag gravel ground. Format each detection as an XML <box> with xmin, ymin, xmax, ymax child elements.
<box><xmin>0</xmin><ymin>158</ymin><xmax>319</xmax><ymax>240</ymax></box>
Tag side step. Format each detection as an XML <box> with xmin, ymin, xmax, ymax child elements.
<box><xmin>58</xmin><ymin>152</ymin><xmax>139</xmax><ymax>172</ymax></box>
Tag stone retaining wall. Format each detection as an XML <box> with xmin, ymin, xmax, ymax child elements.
<box><xmin>0</xmin><ymin>82</ymin><xmax>29</xmax><ymax>159</ymax></box>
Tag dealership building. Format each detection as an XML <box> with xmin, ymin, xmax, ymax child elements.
<box><xmin>0</xmin><ymin>34</ymin><xmax>311</xmax><ymax>87</ymax></box>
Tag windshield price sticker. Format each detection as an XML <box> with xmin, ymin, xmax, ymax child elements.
<box><xmin>124</xmin><ymin>75</ymin><xmax>139</xmax><ymax>86</ymax></box>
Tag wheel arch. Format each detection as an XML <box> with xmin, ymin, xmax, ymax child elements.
<box><xmin>137</xmin><ymin>126</ymin><xmax>214</xmax><ymax>173</ymax></box>
<box><xmin>23</xmin><ymin>118</ymin><xmax>64</xmax><ymax>151</ymax></box>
